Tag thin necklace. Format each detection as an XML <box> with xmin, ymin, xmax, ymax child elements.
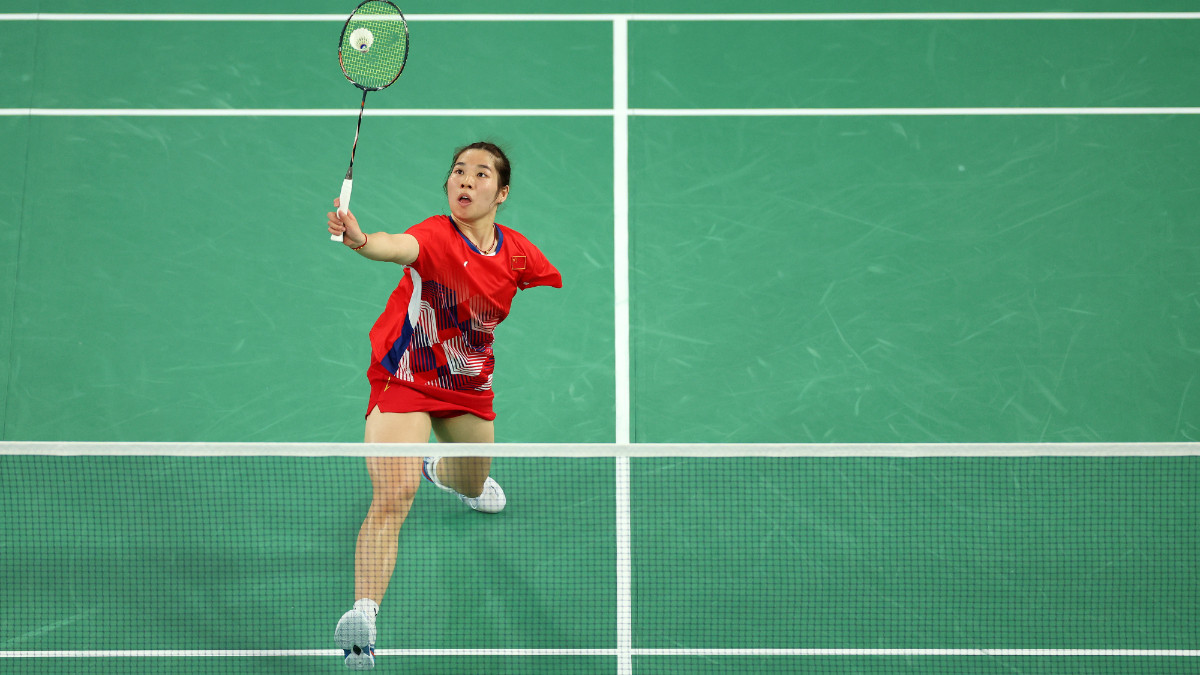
<box><xmin>452</xmin><ymin>216</ymin><xmax>497</xmax><ymax>254</ymax></box>
<box><xmin>478</xmin><ymin>225</ymin><xmax>498</xmax><ymax>255</ymax></box>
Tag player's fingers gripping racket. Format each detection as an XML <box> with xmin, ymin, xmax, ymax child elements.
<box><xmin>332</xmin><ymin>0</ymin><xmax>410</xmax><ymax>242</ymax></box>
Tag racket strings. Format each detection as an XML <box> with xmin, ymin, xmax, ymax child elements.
<box><xmin>339</xmin><ymin>1</ymin><xmax>409</xmax><ymax>91</ymax></box>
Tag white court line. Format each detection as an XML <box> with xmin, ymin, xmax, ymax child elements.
<box><xmin>4</xmin><ymin>108</ymin><xmax>1200</xmax><ymax>117</ymax></box>
<box><xmin>3</xmin><ymin>648</ymin><xmax>1196</xmax><ymax>658</ymax></box>
<box><xmin>635</xmin><ymin>649</ymin><xmax>1200</xmax><ymax>656</ymax></box>
<box><xmin>0</xmin><ymin>108</ymin><xmax>614</xmax><ymax>117</ymax></box>
<box><xmin>0</xmin><ymin>649</ymin><xmax>613</xmax><ymax>658</ymax></box>
<box><xmin>612</xmin><ymin>22</ymin><xmax>631</xmax><ymax>447</ymax></box>
<box><xmin>2</xmin><ymin>442</ymin><xmax>1198</xmax><ymax>457</ymax></box>
<box><xmin>615</xmin><ymin>457</ymin><xmax>633</xmax><ymax>675</ymax></box>
<box><xmin>612</xmin><ymin>19</ymin><xmax>633</xmax><ymax>675</ymax></box>
<box><xmin>633</xmin><ymin>107</ymin><xmax>1200</xmax><ymax>116</ymax></box>
<box><xmin>2</xmin><ymin>13</ymin><xmax>1200</xmax><ymax>21</ymax></box>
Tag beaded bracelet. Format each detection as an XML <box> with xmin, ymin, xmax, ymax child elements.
<box><xmin>351</xmin><ymin>234</ymin><xmax>368</xmax><ymax>251</ymax></box>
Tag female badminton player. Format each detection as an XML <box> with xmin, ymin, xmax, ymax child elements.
<box><xmin>326</xmin><ymin>142</ymin><xmax>562</xmax><ymax>670</ymax></box>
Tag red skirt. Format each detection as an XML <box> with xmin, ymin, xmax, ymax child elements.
<box><xmin>365</xmin><ymin>363</ymin><xmax>497</xmax><ymax>421</ymax></box>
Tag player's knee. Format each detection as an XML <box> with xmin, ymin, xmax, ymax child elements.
<box><xmin>370</xmin><ymin>480</ymin><xmax>419</xmax><ymax>515</ymax></box>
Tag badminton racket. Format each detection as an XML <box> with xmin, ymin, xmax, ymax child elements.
<box><xmin>332</xmin><ymin>0</ymin><xmax>410</xmax><ymax>242</ymax></box>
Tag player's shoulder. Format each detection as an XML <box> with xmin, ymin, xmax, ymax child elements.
<box><xmin>406</xmin><ymin>214</ymin><xmax>452</xmax><ymax>236</ymax></box>
<box><xmin>496</xmin><ymin>223</ymin><xmax>543</xmax><ymax>251</ymax></box>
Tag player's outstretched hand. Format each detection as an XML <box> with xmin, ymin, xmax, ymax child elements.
<box><xmin>328</xmin><ymin>198</ymin><xmax>366</xmax><ymax>249</ymax></box>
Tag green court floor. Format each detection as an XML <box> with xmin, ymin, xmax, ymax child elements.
<box><xmin>2</xmin><ymin>4</ymin><xmax>1199</xmax><ymax>674</ymax></box>
<box><xmin>1</xmin><ymin>11</ymin><xmax>1197</xmax><ymax>444</ymax></box>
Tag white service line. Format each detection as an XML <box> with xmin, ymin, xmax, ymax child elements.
<box><xmin>2</xmin><ymin>442</ymin><xmax>1199</xmax><ymax>457</ymax></box>
<box><xmin>633</xmin><ymin>649</ymin><xmax>1200</xmax><ymax>656</ymax></box>
<box><xmin>0</xmin><ymin>108</ymin><xmax>614</xmax><ymax>117</ymax></box>
<box><xmin>2</xmin><ymin>13</ymin><xmax>1200</xmax><ymax>21</ymax></box>
<box><xmin>4</xmin><ymin>648</ymin><xmax>1196</xmax><ymax>658</ymax></box>
<box><xmin>631</xmin><ymin>107</ymin><xmax>1200</xmax><ymax>116</ymax></box>
<box><xmin>0</xmin><ymin>649</ymin><xmax>618</xmax><ymax>658</ymax></box>
<box><xmin>4</xmin><ymin>108</ymin><xmax>1200</xmax><ymax>117</ymax></box>
<box><xmin>605</xmin><ymin>12</ymin><xmax>1200</xmax><ymax>20</ymax></box>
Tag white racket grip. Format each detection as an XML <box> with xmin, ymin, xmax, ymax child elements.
<box><xmin>332</xmin><ymin>177</ymin><xmax>353</xmax><ymax>242</ymax></box>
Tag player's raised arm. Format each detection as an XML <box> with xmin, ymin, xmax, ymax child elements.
<box><xmin>327</xmin><ymin>200</ymin><xmax>419</xmax><ymax>266</ymax></box>
<box><xmin>328</xmin><ymin>0</ymin><xmax>409</xmax><ymax>244</ymax></box>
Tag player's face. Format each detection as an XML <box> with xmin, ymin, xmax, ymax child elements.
<box><xmin>447</xmin><ymin>149</ymin><xmax>509</xmax><ymax>223</ymax></box>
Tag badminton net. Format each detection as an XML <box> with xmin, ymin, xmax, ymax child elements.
<box><xmin>0</xmin><ymin>442</ymin><xmax>1197</xmax><ymax>675</ymax></box>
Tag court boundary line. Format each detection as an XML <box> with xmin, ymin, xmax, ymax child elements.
<box><xmin>615</xmin><ymin>458</ymin><xmax>633</xmax><ymax>675</ymax></box>
<box><xmin>612</xmin><ymin>22</ymin><xmax>631</xmax><ymax>447</ymax></box>
<box><xmin>612</xmin><ymin>18</ymin><xmax>634</xmax><ymax>675</ymax></box>
<box><xmin>1</xmin><ymin>442</ymin><xmax>1197</xmax><ymax>457</ymax></box>
<box><xmin>3</xmin><ymin>13</ymin><xmax>1200</xmax><ymax>21</ymax></box>
<box><xmin>2</xmin><ymin>648</ymin><xmax>1197</xmax><ymax>658</ymax></box>
<box><xmin>4</xmin><ymin>108</ymin><xmax>1200</xmax><ymax>117</ymax></box>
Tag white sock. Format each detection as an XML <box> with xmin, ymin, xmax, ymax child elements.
<box><xmin>353</xmin><ymin>598</ymin><xmax>379</xmax><ymax>618</ymax></box>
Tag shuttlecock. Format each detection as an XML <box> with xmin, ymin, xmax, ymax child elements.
<box><xmin>349</xmin><ymin>27</ymin><xmax>374</xmax><ymax>52</ymax></box>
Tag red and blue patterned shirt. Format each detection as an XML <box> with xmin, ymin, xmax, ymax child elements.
<box><xmin>368</xmin><ymin>215</ymin><xmax>562</xmax><ymax>396</ymax></box>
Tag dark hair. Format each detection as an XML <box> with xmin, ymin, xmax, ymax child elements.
<box><xmin>444</xmin><ymin>141</ymin><xmax>511</xmax><ymax>194</ymax></box>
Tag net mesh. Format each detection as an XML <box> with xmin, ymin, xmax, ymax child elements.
<box><xmin>0</xmin><ymin>445</ymin><xmax>1197</xmax><ymax>674</ymax></box>
<box><xmin>339</xmin><ymin>1</ymin><xmax>409</xmax><ymax>91</ymax></box>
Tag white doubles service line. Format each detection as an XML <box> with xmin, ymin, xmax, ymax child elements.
<box><xmin>2</xmin><ymin>13</ymin><xmax>1200</xmax><ymax>20</ymax></box>
<box><xmin>2</xmin><ymin>442</ymin><xmax>1199</xmax><ymax>456</ymax></box>
<box><xmin>4</xmin><ymin>648</ymin><xmax>1197</xmax><ymax>658</ymax></box>
<box><xmin>3</xmin><ymin>108</ymin><xmax>1200</xmax><ymax>117</ymax></box>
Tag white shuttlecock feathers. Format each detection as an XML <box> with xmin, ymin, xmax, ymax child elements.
<box><xmin>349</xmin><ymin>27</ymin><xmax>374</xmax><ymax>52</ymax></box>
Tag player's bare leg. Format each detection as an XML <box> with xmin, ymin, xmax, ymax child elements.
<box><xmin>355</xmin><ymin>454</ymin><xmax>423</xmax><ymax>603</ymax></box>
<box><xmin>337</xmin><ymin>410</ymin><xmax>428</xmax><ymax>670</ymax></box>
<box><xmin>365</xmin><ymin>408</ymin><xmax>433</xmax><ymax>445</ymax></box>
<box><xmin>355</xmin><ymin>410</ymin><xmax>430</xmax><ymax>600</ymax></box>
<box><xmin>431</xmin><ymin>414</ymin><xmax>494</xmax><ymax>497</ymax></box>
<box><xmin>426</xmin><ymin>414</ymin><xmax>504</xmax><ymax>512</ymax></box>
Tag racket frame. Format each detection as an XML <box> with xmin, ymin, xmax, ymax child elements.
<box><xmin>337</xmin><ymin>0</ymin><xmax>410</xmax><ymax>93</ymax></box>
<box><xmin>332</xmin><ymin>0</ymin><xmax>409</xmax><ymax>242</ymax></box>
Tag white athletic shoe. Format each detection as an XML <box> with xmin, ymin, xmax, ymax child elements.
<box><xmin>335</xmin><ymin>600</ymin><xmax>377</xmax><ymax>671</ymax></box>
<box><xmin>422</xmin><ymin>456</ymin><xmax>507</xmax><ymax>513</ymax></box>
